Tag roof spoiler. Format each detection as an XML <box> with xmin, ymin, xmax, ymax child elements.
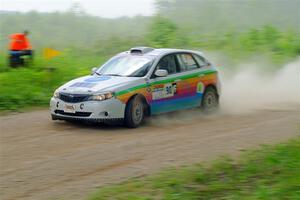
<box><xmin>130</xmin><ymin>47</ymin><xmax>154</xmax><ymax>54</ymax></box>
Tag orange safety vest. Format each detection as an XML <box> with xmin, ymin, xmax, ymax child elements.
<box><xmin>9</xmin><ymin>33</ymin><xmax>32</xmax><ymax>50</ymax></box>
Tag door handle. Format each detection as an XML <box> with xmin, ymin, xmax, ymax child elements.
<box><xmin>174</xmin><ymin>79</ymin><xmax>181</xmax><ymax>82</ymax></box>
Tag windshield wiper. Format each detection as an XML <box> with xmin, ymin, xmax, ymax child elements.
<box><xmin>94</xmin><ymin>71</ymin><xmax>101</xmax><ymax>76</ymax></box>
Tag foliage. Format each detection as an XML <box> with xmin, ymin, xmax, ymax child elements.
<box><xmin>0</xmin><ymin>11</ymin><xmax>151</xmax><ymax>52</ymax></box>
<box><xmin>155</xmin><ymin>0</ymin><xmax>300</xmax><ymax>34</ymax></box>
<box><xmin>0</xmin><ymin>53</ymin><xmax>105</xmax><ymax>111</ymax></box>
<box><xmin>1</xmin><ymin>0</ymin><xmax>299</xmax><ymax>53</ymax></box>
<box><xmin>89</xmin><ymin>138</ymin><xmax>300</xmax><ymax>200</ymax></box>
<box><xmin>190</xmin><ymin>25</ymin><xmax>300</xmax><ymax>64</ymax></box>
<box><xmin>147</xmin><ymin>16</ymin><xmax>188</xmax><ymax>48</ymax></box>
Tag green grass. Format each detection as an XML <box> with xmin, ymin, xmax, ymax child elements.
<box><xmin>0</xmin><ymin>52</ymin><xmax>105</xmax><ymax>111</ymax></box>
<box><xmin>88</xmin><ymin>138</ymin><xmax>300</xmax><ymax>200</ymax></box>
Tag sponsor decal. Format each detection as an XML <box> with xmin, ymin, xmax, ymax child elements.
<box><xmin>196</xmin><ymin>82</ymin><xmax>204</xmax><ymax>93</ymax></box>
<box><xmin>64</xmin><ymin>104</ymin><xmax>75</xmax><ymax>113</ymax></box>
<box><xmin>115</xmin><ymin>70</ymin><xmax>216</xmax><ymax>97</ymax></box>
<box><xmin>84</xmin><ymin>76</ymin><xmax>111</xmax><ymax>82</ymax></box>
<box><xmin>152</xmin><ymin>83</ymin><xmax>177</xmax><ymax>100</ymax></box>
<box><xmin>69</xmin><ymin>82</ymin><xmax>96</xmax><ymax>88</ymax></box>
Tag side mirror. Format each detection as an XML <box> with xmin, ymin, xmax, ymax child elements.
<box><xmin>91</xmin><ymin>67</ymin><xmax>98</xmax><ymax>75</ymax></box>
<box><xmin>154</xmin><ymin>69</ymin><xmax>168</xmax><ymax>77</ymax></box>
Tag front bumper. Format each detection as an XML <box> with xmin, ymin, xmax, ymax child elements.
<box><xmin>50</xmin><ymin>97</ymin><xmax>126</xmax><ymax>121</ymax></box>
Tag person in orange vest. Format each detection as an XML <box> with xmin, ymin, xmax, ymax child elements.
<box><xmin>8</xmin><ymin>30</ymin><xmax>33</xmax><ymax>67</ymax></box>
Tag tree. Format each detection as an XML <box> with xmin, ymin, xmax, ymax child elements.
<box><xmin>147</xmin><ymin>16</ymin><xmax>180</xmax><ymax>48</ymax></box>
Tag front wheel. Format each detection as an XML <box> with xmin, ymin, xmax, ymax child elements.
<box><xmin>124</xmin><ymin>95</ymin><xmax>145</xmax><ymax>128</ymax></box>
<box><xmin>201</xmin><ymin>87</ymin><xmax>219</xmax><ymax>113</ymax></box>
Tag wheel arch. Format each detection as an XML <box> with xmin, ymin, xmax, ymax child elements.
<box><xmin>126</xmin><ymin>93</ymin><xmax>151</xmax><ymax>116</ymax></box>
<box><xmin>204</xmin><ymin>84</ymin><xmax>219</xmax><ymax>97</ymax></box>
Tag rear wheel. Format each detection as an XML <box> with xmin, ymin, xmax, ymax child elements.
<box><xmin>124</xmin><ymin>95</ymin><xmax>145</xmax><ymax>128</ymax></box>
<box><xmin>201</xmin><ymin>87</ymin><xmax>219</xmax><ymax>113</ymax></box>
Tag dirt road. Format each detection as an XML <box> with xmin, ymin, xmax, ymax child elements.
<box><xmin>0</xmin><ymin>105</ymin><xmax>299</xmax><ymax>200</ymax></box>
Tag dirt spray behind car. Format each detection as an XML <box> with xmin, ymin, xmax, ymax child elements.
<box><xmin>220</xmin><ymin>57</ymin><xmax>300</xmax><ymax>114</ymax></box>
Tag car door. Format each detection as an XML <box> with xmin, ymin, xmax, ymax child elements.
<box><xmin>192</xmin><ymin>53</ymin><xmax>219</xmax><ymax>99</ymax></box>
<box><xmin>174</xmin><ymin>53</ymin><xmax>204</xmax><ymax>107</ymax></box>
<box><xmin>149</xmin><ymin>54</ymin><xmax>184</xmax><ymax>114</ymax></box>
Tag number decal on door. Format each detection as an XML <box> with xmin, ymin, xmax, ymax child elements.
<box><xmin>152</xmin><ymin>83</ymin><xmax>177</xmax><ymax>100</ymax></box>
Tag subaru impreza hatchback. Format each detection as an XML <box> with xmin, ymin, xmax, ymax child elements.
<box><xmin>50</xmin><ymin>47</ymin><xmax>221</xmax><ymax>127</ymax></box>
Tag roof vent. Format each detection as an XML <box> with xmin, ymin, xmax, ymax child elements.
<box><xmin>130</xmin><ymin>47</ymin><xmax>154</xmax><ymax>54</ymax></box>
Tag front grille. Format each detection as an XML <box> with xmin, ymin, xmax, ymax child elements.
<box><xmin>59</xmin><ymin>93</ymin><xmax>90</xmax><ymax>103</ymax></box>
<box><xmin>54</xmin><ymin>110</ymin><xmax>92</xmax><ymax>117</ymax></box>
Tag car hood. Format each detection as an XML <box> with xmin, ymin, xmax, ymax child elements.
<box><xmin>59</xmin><ymin>75</ymin><xmax>139</xmax><ymax>94</ymax></box>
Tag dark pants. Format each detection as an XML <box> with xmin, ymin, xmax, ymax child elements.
<box><xmin>9</xmin><ymin>50</ymin><xmax>34</xmax><ymax>68</ymax></box>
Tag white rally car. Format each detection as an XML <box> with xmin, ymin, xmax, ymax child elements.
<box><xmin>50</xmin><ymin>47</ymin><xmax>221</xmax><ymax>127</ymax></box>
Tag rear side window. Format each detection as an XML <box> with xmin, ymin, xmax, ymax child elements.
<box><xmin>193</xmin><ymin>54</ymin><xmax>207</xmax><ymax>67</ymax></box>
<box><xmin>177</xmin><ymin>53</ymin><xmax>199</xmax><ymax>72</ymax></box>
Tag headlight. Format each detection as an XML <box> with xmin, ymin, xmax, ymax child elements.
<box><xmin>88</xmin><ymin>92</ymin><xmax>114</xmax><ymax>101</ymax></box>
<box><xmin>53</xmin><ymin>90</ymin><xmax>59</xmax><ymax>98</ymax></box>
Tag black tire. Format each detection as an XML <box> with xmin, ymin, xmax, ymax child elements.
<box><xmin>201</xmin><ymin>86</ymin><xmax>219</xmax><ymax>113</ymax></box>
<box><xmin>124</xmin><ymin>95</ymin><xmax>145</xmax><ymax>128</ymax></box>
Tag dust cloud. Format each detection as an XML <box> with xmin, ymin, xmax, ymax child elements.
<box><xmin>148</xmin><ymin>57</ymin><xmax>300</xmax><ymax>126</ymax></box>
<box><xmin>220</xmin><ymin>57</ymin><xmax>300</xmax><ymax>114</ymax></box>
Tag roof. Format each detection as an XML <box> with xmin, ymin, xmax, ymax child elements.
<box><xmin>117</xmin><ymin>47</ymin><xmax>204</xmax><ymax>58</ymax></box>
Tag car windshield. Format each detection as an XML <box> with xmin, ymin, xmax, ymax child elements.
<box><xmin>96</xmin><ymin>55</ymin><xmax>154</xmax><ymax>77</ymax></box>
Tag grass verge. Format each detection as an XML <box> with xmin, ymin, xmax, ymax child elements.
<box><xmin>0</xmin><ymin>53</ymin><xmax>105</xmax><ymax>111</ymax></box>
<box><xmin>89</xmin><ymin>138</ymin><xmax>300</xmax><ymax>200</ymax></box>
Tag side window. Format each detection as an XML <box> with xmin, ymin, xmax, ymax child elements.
<box><xmin>193</xmin><ymin>54</ymin><xmax>207</xmax><ymax>67</ymax></box>
<box><xmin>177</xmin><ymin>53</ymin><xmax>199</xmax><ymax>72</ymax></box>
<box><xmin>156</xmin><ymin>54</ymin><xmax>178</xmax><ymax>75</ymax></box>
